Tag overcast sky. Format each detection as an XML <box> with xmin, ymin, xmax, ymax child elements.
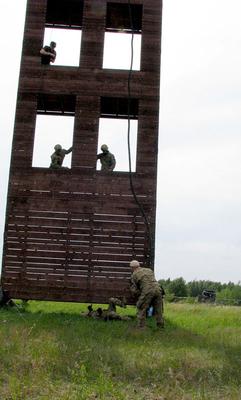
<box><xmin>0</xmin><ymin>0</ymin><xmax>241</xmax><ymax>283</ymax></box>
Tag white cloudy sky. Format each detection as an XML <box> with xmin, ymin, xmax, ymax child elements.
<box><xmin>0</xmin><ymin>0</ymin><xmax>241</xmax><ymax>283</ymax></box>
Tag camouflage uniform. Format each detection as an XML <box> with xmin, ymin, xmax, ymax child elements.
<box><xmin>82</xmin><ymin>297</ymin><xmax>129</xmax><ymax>321</ymax></box>
<box><xmin>97</xmin><ymin>144</ymin><xmax>116</xmax><ymax>171</ymax></box>
<box><xmin>107</xmin><ymin>297</ymin><xmax>126</xmax><ymax>312</ymax></box>
<box><xmin>80</xmin><ymin>305</ymin><xmax>94</xmax><ymax>317</ymax></box>
<box><xmin>50</xmin><ymin>144</ymin><xmax>72</xmax><ymax>169</ymax></box>
<box><xmin>130</xmin><ymin>267</ymin><xmax>164</xmax><ymax>328</ymax></box>
<box><xmin>102</xmin><ymin>309</ymin><xmax>130</xmax><ymax>321</ymax></box>
<box><xmin>81</xmin><ymin>307</ymin><xmax>105</xmax><ymax>319</ymax></box>
<box><xmin>103</xmin><ymin>297</ymin><xmax>129</xmax><ymax>320</ymax></box>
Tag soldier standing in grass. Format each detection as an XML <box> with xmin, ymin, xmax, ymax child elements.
<box><xmin>130</xmin><ymin>260</ymin><xmax>164</xmax><ymax>329</ymax></box>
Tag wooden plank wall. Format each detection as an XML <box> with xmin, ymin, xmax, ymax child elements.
<box><xmin>1</xmin><ymin>0</ymin><xmax>162</xmax><ymax>304</ymax></box>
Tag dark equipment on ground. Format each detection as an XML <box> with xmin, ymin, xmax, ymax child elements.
<box><xmin>198</xmin><ymin>289</ymin><xmax>216</xmax><ymax>303</ymax></box>
<box><xmin>0</xmin><ymin>287</ymin><xmax>14</xmax><ymax>307</ymax></box>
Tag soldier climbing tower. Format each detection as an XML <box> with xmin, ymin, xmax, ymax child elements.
<box><xmin>1</xmin><ymin>0</ymin><xmax>162</xmax><ymax>303</ymax></box>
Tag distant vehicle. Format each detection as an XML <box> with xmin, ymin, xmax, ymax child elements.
<box><xmin>198</xmin><ymin>289</ymin><xmax>216</xmax><ymax>303</ymax></box>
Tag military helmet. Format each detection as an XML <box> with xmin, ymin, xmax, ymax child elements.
<box><xmin>130</xmin><ymin>260</ymin><xmax>140</xmax><ymax>268</ymax></box>
<box><xmin>101</xmin><ymin>144</ymin><xmax>108</xmax><ymax>151</ymax></box>
<box><xmin>54</xmin><ymin>144</ymin><xmax>62</xmax><ymax>151</ymax></box>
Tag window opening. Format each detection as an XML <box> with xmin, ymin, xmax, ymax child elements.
<box><xmin>46</xmin><ymin>0</ymin><xmax>83</xmax><ymax>29</ymax></box>
<box><xmin>37</xmin><ymin>94</ymin><xmax>76</xmax><ymax>116</ymax></box>
<box><xmin>106</xmin><ymin>3</ymin><xmax>142</xmax><ymax>33</ymax></box>
<box><xmin>32</xmin><ymin>115</ymin><xmax>74</xmax><ymax>169</ymax></box>
<box><xmin>103</xmin><ymin>3</ymin><xmax>142</xmax><ymax>70</ymax></box>
<box><xmin>44</xmin><ymin>0</ymin><xmax>83</xmax><ymax>66</ymax></box>
<box><xmin>103</xmin><ymin>32</ymin><xmax>141</xmax><ymax>71</ymax></box>
<box><xmin>101</xmin><ymin>97</ymin><xmax>138</xmax><ymax>119</ymax></box>
<box><xmin>32</xmin><ymin>95</ymin><xmax>75</xmax><ymax>168</ymax></box>
<box><xmin>97</xmin><ymin>118</ymin><xmax>138</xmax><ymax>173</ymax></box>
<box><xmin>43</xmin><ymin>28</ymin><xmax>82</xmax><ymax>67</ymax></box>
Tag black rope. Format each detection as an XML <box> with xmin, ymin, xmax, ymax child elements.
<box><xmin>127</xmin><ymin>1</ymin><xmax>154</xmax><ymax>266</ymax></box>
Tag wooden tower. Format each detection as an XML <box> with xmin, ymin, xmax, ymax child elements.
<box><xmin>1</xmin><ymin>0</ymin><xmax>162</xmax><ymax>303</ymax></box>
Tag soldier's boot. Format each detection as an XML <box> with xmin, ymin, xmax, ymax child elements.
<box><xmin>121</xmin><ymin>316</ymin><xmax>131</xmax><ymax>321</ymax></box>
<box><xmin>137</xmin><ymin>324</ymin><xmax>147</xmax><ymax>330</ymax></box>
<box><xmin>136</xmin><ymin>307</ymin><xmax>147</xmax><ymax>329</ymax></box>
<box><xmin>137</xmin><ymin>318</ymin><xmax>146</xmax><ymax>329</ymax></box>
<box><xmin>121</xmin><ymin>297</ymin><xmax>127</xmax><ymax>308</ymax></box>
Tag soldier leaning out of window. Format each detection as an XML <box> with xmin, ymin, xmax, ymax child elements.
<box><xmin>50</xmin><ymin>144</ymin><xmax>72</xmax><ymax>169</ymax></box>
<box><xmin>97</xmin><ymin>144</ymin><xmax>116</xmax><ymax>171</ymax></box>
<box><xmin>40</xmin><ymin>41</ymin><xmax>57</xmax><ymax>65</ymax></box>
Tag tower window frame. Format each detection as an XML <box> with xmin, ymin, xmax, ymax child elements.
<box><xmin>106</xmin><ymin>3</ymin><xmax>143</xmax><ymax>34</ymax></box>
<box><xmin>103</xmin><ymin>3</ymin><xmax>143</xmax><ymax>71</ymax></box>
<box><xmin>97</xmin><ymin>97</ymin><xmax>139</xmax><ymax>173</ymax></box>
<box><xmin>44</xmin><ymin>0</ymin><xmax>83</xmax><ymax>67</ymax></box>
<box><xmin>46</xmin><ymin>0</ymin><xmax>84</xmax><ymax>30</ymax></box>
<box><xmin>100</xmin><ymin>97</ymin><xmax>139</xmax><ymax>119</ymax></box>
<box><xmin>37</xmin><ymin>94</ymin><xmax>76</xmax><ymax>117</ymax></box>
<box><xmin>32</xmin><ymin>94</ymin><xmax>76</xmax><ymax>169</ymax></box>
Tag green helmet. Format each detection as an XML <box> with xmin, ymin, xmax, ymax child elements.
<box><xmin>54</xmin><ymin>144</ymin><xmax>62</xmax><ymax>151</ymax></box>
<box><xmin>101</xmin><ymin>144</ymin><xmax>108</xmax><ymax>151</ymax></box>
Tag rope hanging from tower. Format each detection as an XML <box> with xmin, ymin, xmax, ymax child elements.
<box><xmin>127</xmin><ymin>0</ymin><xmax>154</xmax><ymax>266</ymax></box>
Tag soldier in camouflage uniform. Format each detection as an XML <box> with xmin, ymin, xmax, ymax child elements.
<box><xmin>130</xmin><ymin>260</ymin><xmax>164</xmax><ymax>328</ymax></box>
<box><xmin>81</xmin><ymin>297</ymin><xmax>129</xmax><ymax>321</ymax></box>
<box><xmin>107</xmin><ymin>297</ymin><xmax>126</xmax><ymax>312</ymax></box>
<box><xmin>50</xmin><ymin>144</ymin><xmax>73</xmax><ymax>169</ymax></box>
<box><xmin>96</xmin><ymin>307</ymin><xmax>130</xmax><ymax>321</ymax></box>
<box><xmin>80</xmin><ymin>305</ymin><xmax>94</xmax><ymax>317</ymax></box>
<box><xmin>97</xmin><ymin>144</ymin><xmax>116</xmax><ymax>171</ymax></box>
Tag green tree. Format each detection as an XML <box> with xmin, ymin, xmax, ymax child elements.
<box><xmin>168</xmin><ymin>277</ymin><xmax>187</xmax><ymax>297</ymax></box>
<box><xmin>216</xmin><ymin>284</ymin><xmax>241</xmax><ymax>305</ymax></box>
<box><xmin>187</xmin><ymin>280</ymin><xmax>222</xmax><ymax>297</ymax></box>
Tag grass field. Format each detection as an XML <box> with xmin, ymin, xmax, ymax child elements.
<box><xmin>0</xmin><ymin>301</ymin><xmax>240</xmax><ymax>400</ymax></box>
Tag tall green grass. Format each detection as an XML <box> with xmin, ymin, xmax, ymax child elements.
<box><xmin>0</xmin><ymin>302</ymin><xmax>240</xmax><ymax>399</ymax></box>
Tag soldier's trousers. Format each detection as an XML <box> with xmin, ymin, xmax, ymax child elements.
<box><xmin>136</xmin><ymin>290</ymin><xmax>164</xmax><ymax>328</ymax></box>
<box><xmin>108</xmin><ymin>297</ymin><xmax>125</xmax><ymax>312</ymax></box>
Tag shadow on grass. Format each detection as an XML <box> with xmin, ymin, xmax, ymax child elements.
<box><xmin>1</xmin><ymin>303</ymin><xmax>241</xmax><ymax>391</ymax></box>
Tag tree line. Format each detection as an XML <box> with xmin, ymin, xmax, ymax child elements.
<box><xmin>158</xmin><ymin>277</ymin><xmax>241</xmax><ymax>305</ymax></box>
